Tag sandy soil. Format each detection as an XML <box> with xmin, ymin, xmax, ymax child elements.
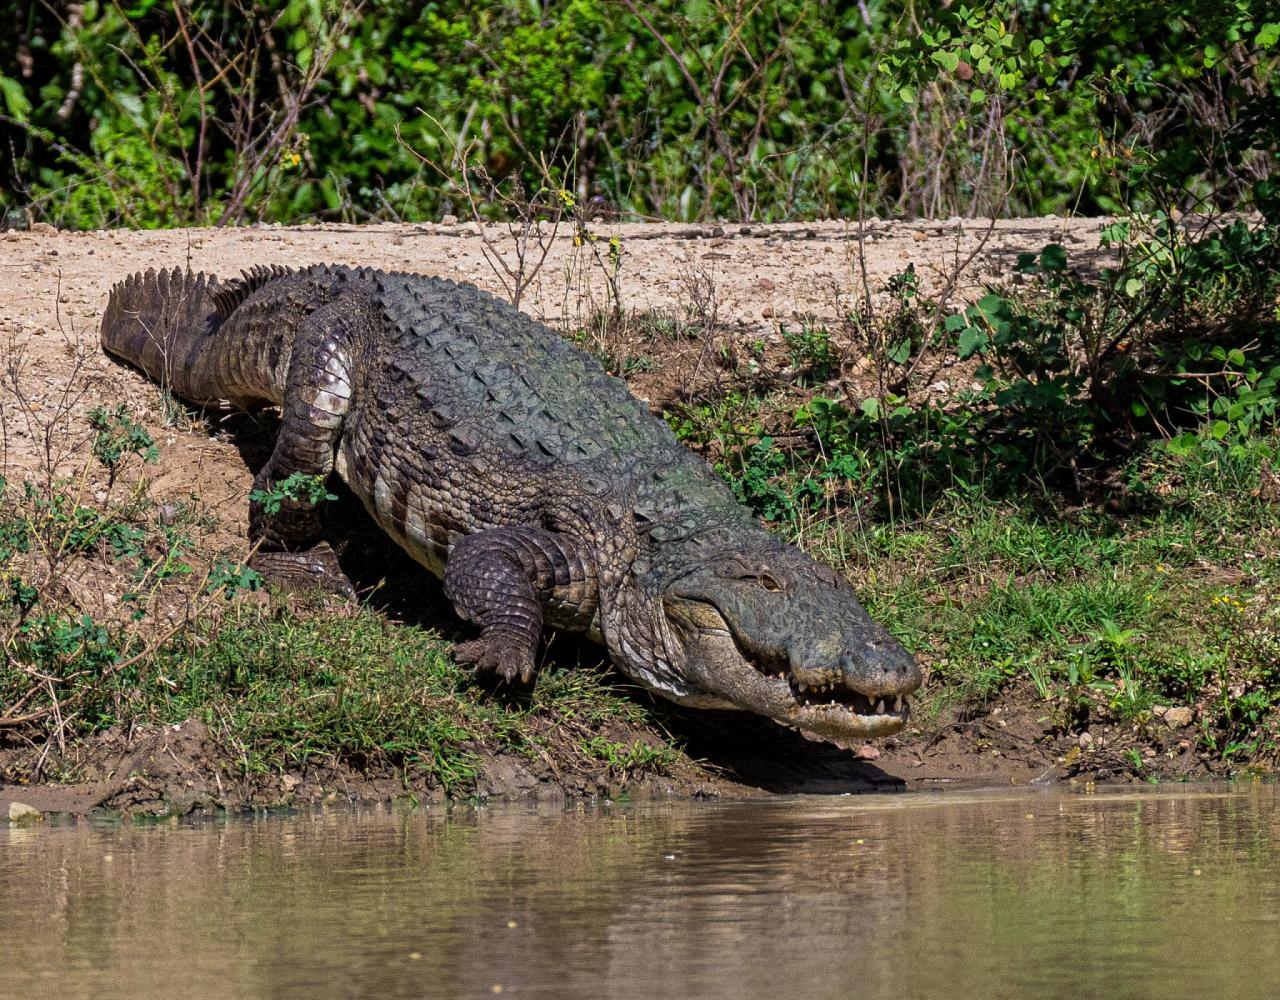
<box><xmin>1</xmin><ymin>217</ymin><xmax>1152</xmax><ymax>815</ymax></box>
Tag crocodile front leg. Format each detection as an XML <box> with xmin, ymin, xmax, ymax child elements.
<box><xmin>249</xmin><ymin>293</ymin><xmax>376</xmax><ymax>598</ymax></box>
<box><xmin>443</xmin><ymin>525</ymin><xmax>592</xmax><ymax>682</ymax></box>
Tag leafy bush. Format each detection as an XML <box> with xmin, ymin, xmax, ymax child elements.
<box><xmin>1</xmin><ymin>1</ymin><xmax>1276</xmax><ymax>225</ymax></box>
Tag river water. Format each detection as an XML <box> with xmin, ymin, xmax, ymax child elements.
<box><xmin>4</xmin><ymin>786</ymin><xmax>1279</xmax><ymax>999</ymax></box>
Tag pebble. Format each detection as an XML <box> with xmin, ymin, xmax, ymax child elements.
<box><xmin>1163</xmin><ymin>706</ymin><xmax>1193</xmax><ymax>729</ymax></box>
<box><xmin>8</xmin><ymin>802</ymin><xmax>42</xmax><ymax>823</ymax></box>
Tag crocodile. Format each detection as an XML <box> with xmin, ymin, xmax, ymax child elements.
<box><xmin>100</xmin><ymin>264</ymin><xmax>921</xmax><ymax>739</ymax></box>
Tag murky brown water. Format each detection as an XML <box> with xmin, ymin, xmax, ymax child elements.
<box><xmin>4</xmin><ymin>786</ymin><xmax>1279</xmax><ymax>999</ymax></box>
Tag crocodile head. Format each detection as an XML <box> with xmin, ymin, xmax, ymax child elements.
<box><xmin>649</xmin><ymin>529</ymin><xmax>922</xmax><ymax>739</ymax></box>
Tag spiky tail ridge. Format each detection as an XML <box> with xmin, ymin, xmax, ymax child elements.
<box><xmin>99</xmin><ymin>267</ymin><xmax>228</xmax><ymax>404</ymax></box>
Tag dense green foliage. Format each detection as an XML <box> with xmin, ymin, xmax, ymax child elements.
<box><xmin>1</xmin><ymin>0</ymin><xmax>1276</xmax><ymax>227</ymax></box>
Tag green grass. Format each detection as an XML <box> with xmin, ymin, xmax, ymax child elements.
<box><xmin>798</xmin><ymin>443</ymin><xmax>1280</xmax><ymax>758</ymax></box>
<box><xmin>0</xmin><ymin>470</ymin><xmax>688</xmax><ymax>795</ymax></box>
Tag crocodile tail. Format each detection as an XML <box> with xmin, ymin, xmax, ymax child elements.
<box><xmin>100</xmin><ymin>267</ymin><xmax>224</xmax><ymax>402</ymax></box>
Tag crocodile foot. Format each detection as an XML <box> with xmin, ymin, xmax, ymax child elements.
<box><xmin>453</xmin><ymin>636</ymin><xmax>537</xmax><ymax>683</ymax></box>
<box><xmin>250</xmin><ymin>542</ymin><xmax>356</xmax><ymax>600</ymax></box>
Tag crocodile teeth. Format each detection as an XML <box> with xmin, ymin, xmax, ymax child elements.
<box><xmin>875</xmin><ymin>699</ymin><xmax>886</xmax><ymax>715</ymax></box>
<box><xmin>894</xmin><ymin>694</ymin><xmax>903</xmax><ymax>713</ymax></box>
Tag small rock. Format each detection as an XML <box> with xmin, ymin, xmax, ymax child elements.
<box><xmin>281</xmin><ymin>775</ymin><xmax>302</xmax><ymax>793</ymax></box>
<box><xmin>1152</xmin><ymin>704</ymin><xmax>1168</xmax><ymax>717</ymax></box>
<box><xmin>1163</xmin><ymin>706</ymin><xmax>1193</xmax><ymax>728</ymax></box>
<box><xmin>855</xmin><ymin>744</ymin><xmax>881</xmax><ymax>761</ymax></box>
<box><xmin>440</xmin><ymin>214</ymin><xmax>458</xmax><ymax>226</ymax></box>
<box><xmin>1078</xmin><ymin>732</ymin><xmax>1094</xmax><ymax>749</ymax></box>
<box><xmin>761</xmin><ymin>306</ymin><xmax>774</xmax><ymax>318</ymax></box>
<box><xmin>912</xmin><ymin>230</ymin><xmax>929</xmax><ymax>242</ymax></box>
<box><xmin>757</xmin><ymin>276</ymin><xmax>775</xmax><ymax>291</ymax></box>
<box><xmin>9</xmin><ymin>802</ymin><xmax>42</xmax><ymax>823</ymax></box>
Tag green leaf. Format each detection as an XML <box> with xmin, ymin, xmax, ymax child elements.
<box><xmin>898</xmin><ymin>85</ymin><xmax>916</xmax><ymax>104</ymax></box>
<box><xmin>969</xmin><ymin>89</ymin><xmax>987</xmax><ymax>104</ymax></box>
<box><xmin>932</xmin><ymin>50</ymin><xmax>960</xmax><ymax>73</ymax></box>
<box><xmin>944</xmin><ymin>313</ymin><xmax>968</xmax><ymax>332</ymax></box>
<box><xmin>977</xmin><ymin>292</ymin><xmax>1007</xmax><ymax>318</ymax></box>
<box><xmin>1123</xmin><ymin>277</ymin><xmax>1143</xmax><ymax>297</ymax></box>
<box><xmin>860</xmin><ymin>397</ymin><xmax>880</xmax><ymax>419</ymax></box>
<box><xmin>1211</xmin><ymin>420</ymin><xmax>1230</xmax><ymax>439</ymax></box>
<box><xmin>0</xmin><ymin>76</ymin><xmax>32</xmax><ymax>120</ymax></box>
<box><xmin>1029</xmin><ymin>38</ymin><xmax>1046</xmax><ymax>57</ymax></box>
<box><xmin>1040</xmin><ymin>244</ymin><xmax>1068</xmax><ymax>271</ymax></box>
<box><xmin>958</xmin><ymin>327</ymin><xmax>988</xmax><ymax>359</ymax></box>
<box><xmin>1100</xmin><ymin>221</ymin><xmax>1130</xmax><ymax>246</ymax></box>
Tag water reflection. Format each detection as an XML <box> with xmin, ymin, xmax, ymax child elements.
<box><xmin>4</xmin><ymin>787</ymin><xmax>1279</xmax><ymax>1000</ymax></box>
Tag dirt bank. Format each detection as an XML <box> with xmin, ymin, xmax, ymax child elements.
<box><xmin>2</xmin><ymin>218</ymin><xmax>1237</xmax><ymax>817</ymax></box>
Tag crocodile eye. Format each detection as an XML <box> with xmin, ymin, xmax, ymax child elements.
<box><xmin>760</xmin><ymin>573</ymin><xmax>781</xmax><ymax>592</ymax></box>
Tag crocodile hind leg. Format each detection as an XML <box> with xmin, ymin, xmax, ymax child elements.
<box><xmin>248</xmin><ymin>294</ymin><xmax>376</xmax><ymax>598</ymax></box>
<box><xmin>443</xmin><ymin>525</ymin><xmax>592</xmax><ymax>682</ymax></box>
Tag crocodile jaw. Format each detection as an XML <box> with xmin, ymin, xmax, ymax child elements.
<box><xmin>675</xmin><ymin>625</ymin><xmax>915</xmax><ymax>740</ymax></box>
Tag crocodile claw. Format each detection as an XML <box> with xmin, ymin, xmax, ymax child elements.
<box><xmin>453</xmin><ymin>637</ymin><xmax>538</xmax><ymax>684</ymax></box>
<box><xmin>250</xmin><ymin>542</ymin><xmax>357</xmax><ymax>600</ymax></box>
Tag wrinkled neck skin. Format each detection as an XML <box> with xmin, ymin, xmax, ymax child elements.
<box><xmin>599</xmin><ymin>511</ymin><xmax>923</xmax><ymax>741</ymax></box>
